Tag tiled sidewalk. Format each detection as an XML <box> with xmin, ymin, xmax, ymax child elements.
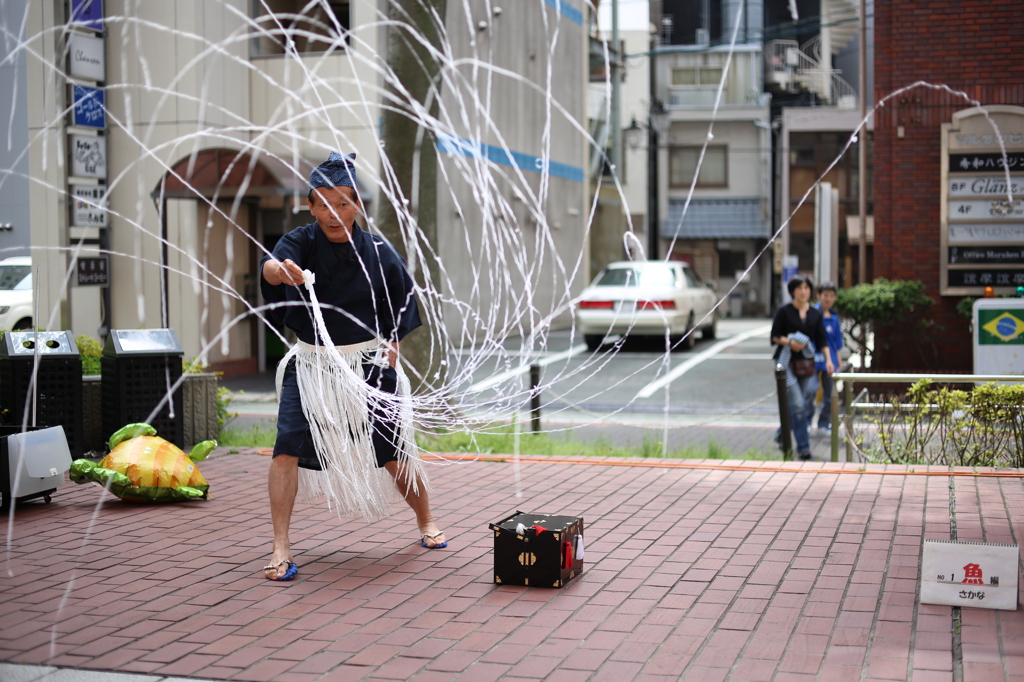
<box><xmin>2</xmin><ymin>450</ymin><xmax>1023</xmax><ymax>681</ymax></box>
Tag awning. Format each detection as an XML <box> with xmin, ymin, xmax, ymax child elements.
<box><xmin>153</xmin><ymin>149</ymin><xmax>373</xmax><ymax>203</ymax></box>
<box><xmin>661</xmin><ymin>197</ymin><xmax>769</xmax><ymax>239</ymax></box>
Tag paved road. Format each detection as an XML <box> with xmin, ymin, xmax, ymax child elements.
<box><xmin>457</xmin><ymin>318</ymin><xmax>777</xmax><ymax>415</ymax></box>
<box><xmin>224</xmin><ymin>319</ymin><xmax>828</xmax><ymax>459</ymax></box>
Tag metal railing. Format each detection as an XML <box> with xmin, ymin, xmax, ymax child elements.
<box><xmin>763</xmin><ymin>39</ymin><xmax>857</xmax><ymax>108</ymax></box>
<box><xmin>828</xmin><ymin>372</ymin><xmax>1024</xmax><ymax>462</ymax></box>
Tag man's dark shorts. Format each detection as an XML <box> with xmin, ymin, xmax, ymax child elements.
<box><xmin>273</xmin><ymin>357</ymin><xmax>400</xmax><ymax>471</ymax></box>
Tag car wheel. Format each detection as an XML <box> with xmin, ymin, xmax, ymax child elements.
<box><xmin>12</xmin><ymin>318</ymin><xmax>31</xmax><ymax>331</ymax></box>
<box><xmin>584</xmin><ymin>334</ymin><xmax>604</xmax><ymax>352</ymax></box>
<box><xmin>702</xmin><ymin>311</ymin><xmax>718</xmax><ymax>340</ymax></box>
<box><xmin>674</xmin><ymin>313</ymin><xmax>696</xmax><ymax>351</ymax></box>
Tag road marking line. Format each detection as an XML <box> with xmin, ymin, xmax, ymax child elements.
<box><xmin>637</xmin><ymin>325</ymin><xmax>772</xmax><ymax>399</ymax></box>
<box><xmin>466</xmin><ymin>344</ymin><xmax>587</xmax><ymax>393</ymax></box>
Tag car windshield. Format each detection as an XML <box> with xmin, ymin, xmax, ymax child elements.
<box><xmin>596</xmin><ymin>267</ymin><xmax>676</xmax><ymax>288</ymax></box>
<box><xmin>0</xmin><ymin>266</ymin><xmax>30</xmax><ymax>291</ymax></box>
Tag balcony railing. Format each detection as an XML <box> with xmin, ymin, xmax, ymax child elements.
<box><xmin>764</xmin><ymin>39</ymin><xmax>857</xmax><ymax>109</ymax></box>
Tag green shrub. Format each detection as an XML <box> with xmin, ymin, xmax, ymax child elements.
<box><xmin>867</xmin><ymin>380</ymin><xmax>1024</xmax><ymax>467</ymax></box>
<box><xmin>835</xmin><ymin>278</ymin><xmax>936</xmax><ymax>369</ymax></box>
<box><xmin>75</xmin><ymin>335</ymin><xmax>102</xmax><ymax>375</ymax></box>
<box><xmin>215</xmin><ymin>386</ymin><xmax>234</xmax><ymax>430</ymax></box>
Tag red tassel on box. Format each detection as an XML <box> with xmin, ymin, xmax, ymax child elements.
<box><xmin>562</xmin><ymin>541</ymin><xmax>573</xmax><ymax>569</ymax></box>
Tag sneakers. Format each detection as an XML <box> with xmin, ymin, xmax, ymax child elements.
<box><xmin>798</xmin><ymin>452</ymin><xmax>812</xmax><ymax>461</ymax></box>
<box><xmin>816</xmin><ymin>427</ymin><xmax>832</xmax><ymax>437</ymax></box>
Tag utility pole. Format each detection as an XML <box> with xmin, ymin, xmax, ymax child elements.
<box><xmin>377</xmin><ymin>0</ymin><xmax>448</xmax><ymax>393</ymax></box>
<box><xmin>610</xmin><ymin>0</ymin><xmax>622</xmax><ymax>179</ymax></box>
<box><xmin>857</xmin><ymin>0</ymin><xmax>867</xmax><ymax>284</ymax></box>
<box><xmin>647</xmin><ymin>43</ymin><xmax>659</xmax><ymax>260</ymax></box>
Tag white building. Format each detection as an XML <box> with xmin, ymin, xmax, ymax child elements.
<box><xmin>15</xmin><ymin>0</ymin><xmax>590</xmax><ymax>374</ymax></box>
<box><xmin>654</xmin><ymin>0</ymin><xmax>773</xmax><ymax>317</ymax></box>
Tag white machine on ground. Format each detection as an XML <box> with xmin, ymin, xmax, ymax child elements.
<box><xmin>0</xmin><ymin>426</ymin><xmax>72</xmax><ymax>512</ymax></box>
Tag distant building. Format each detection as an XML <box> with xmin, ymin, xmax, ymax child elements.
<box><xmin>872</xmin><ymin>0</ymin><xmax>1024</xmax><ymax>372</ymax></box>
<box><xmin>776</xmin><ymin>108</ymin><xmax>873</xmax><ymax>292</ymax></box>
<box><xmin>653</xmin><ymin>0</ymin><xmax>774</xmax><ymax>317</ymax></box>
<box><xmin>0</xmin><ymin>1</ymin><xmax>32</xmax><ymax>261</ymax></box>
<box><xmin>588</xmin><ymin>0</ymin><xmax>652</xmax><ymax>277</ymax></box>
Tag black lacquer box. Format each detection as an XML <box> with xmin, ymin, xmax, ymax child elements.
<box><xmin>489</xmin><ymin>510</ymin><xmax>584</xmax><ymax>587</ymax></box>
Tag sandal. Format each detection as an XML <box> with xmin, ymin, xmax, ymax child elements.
<box><xmin>263</xmin><ymin>558</ymin><xmax>298</xmax><ymax>581</ymax></box>
<box><xmin>420</xmin><ymin>532</ymin><xmax>448</xmax><ymax>549</ymax></box>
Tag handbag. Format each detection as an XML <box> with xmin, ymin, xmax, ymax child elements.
<box><xmin>790</xmin><ymin>355</ymin><xmax>816</xmax><ymax>378</ymax></box>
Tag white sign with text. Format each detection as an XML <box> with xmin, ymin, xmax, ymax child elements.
<box><xmin>949</xmin><ymin>199</ymin><xmax>1024</xmax><ymax>220</ymax></box>
<box><xmin>71</xmin><ymin>185</ymin><xmax>108</xmax><ymax>227</ymax></box>
<box><xmin>70</xmin><ymin>135</ymin><xmax>106</xmax><ymax>178</ymax></box>
<box><xmin>920</xmin><ymin>540</ymin><xmax>1019</xmax><ymax>611</ymax></box>
<box><xmin>949</xmin><ymin>223</ymin><xmax>1024</xmax><ymax>244</ymax></box>
<box><xmin>67</xmin><ymin>33</ymin><xmax>105</xmax><ymax>81</ymax></box>
<box><xmin>948</xmin><ymin>176</ymin><xmax>1024</xmax><ymax>197</ymax></box>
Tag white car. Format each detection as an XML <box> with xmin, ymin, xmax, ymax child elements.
<box><xmin>0</xmin><ymin>257</ymin><xmax>33</xmax><ymax>331</ymax></box>
<box><xmin>575</xmin><ymin>260</ymin><xmax>718</xmax><ymax>351</ymax></box>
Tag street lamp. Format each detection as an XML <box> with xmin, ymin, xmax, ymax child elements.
<box><xmin>624</xmin><ymin>118</ymin><xmax>644</xmax><ymax>151</ymax></box>
<box><xmin>623</xmin><ymin>100</ymin><xmax>671</xmax><ymax>261</ymax></box>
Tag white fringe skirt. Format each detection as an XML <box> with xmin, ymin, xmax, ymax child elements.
<box><xmin>275</xmin><ymin>338</ymin><xmax>429</xmax><ymax>520</ymax></box>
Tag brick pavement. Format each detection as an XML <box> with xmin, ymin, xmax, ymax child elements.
<box><xmin>1</xmin><ymin>449</ymin><xmax>1023</xmax><ymax>681</ymax></box>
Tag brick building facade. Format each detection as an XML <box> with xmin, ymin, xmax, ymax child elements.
<box><xmin>873</xmin><ymin>1</ymin><xmax>1024</xmax><ymax>371</ymax></box>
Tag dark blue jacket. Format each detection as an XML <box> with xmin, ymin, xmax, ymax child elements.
<box><xmin>259</xmin><ymin>222</ymin><xmax>421</xmax><ymax>346</ymax></box>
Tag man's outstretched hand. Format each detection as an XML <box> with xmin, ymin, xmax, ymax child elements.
<box><xmin>263</xmin><ymin>258</ymin><xmax>304</xmax><ymax>287</ymax></box>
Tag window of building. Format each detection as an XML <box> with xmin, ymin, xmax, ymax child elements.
<box><xmin>671</xmin><ymin>68</ymin><xmax>696</xmax><ymax>85</ymax></box>
<box><xmin>671</xmin><ymin>66</ymin><xmax>726</xmax><ymax>87</ymax></box>
<box><xmin>669</xmin><ymin>146</ymin><xmax>727</xmax><ymax>188</ymax></box>
<box><xmin>718</xmin><ymin>250</ymin><xmax>750</xmax><ymax>279</ymax></box>
<box><xmin>251</xmin><ymin>0</ymin><xmax>350</xmax><ymax>57</ymax></box>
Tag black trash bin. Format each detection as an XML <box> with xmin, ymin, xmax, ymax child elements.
<box><xmin>101</xmin><ymin>329</ymin><xmax>183</xmax><ymax>448</ymax></box>
<box><xmin>0</xmin><ymin>331</ymin><xmax>83</xmax><ymax>457</ymax></box>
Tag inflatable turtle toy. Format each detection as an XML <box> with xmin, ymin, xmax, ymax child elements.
<box><xmin>70</xmin><ymin>423</ymin><xmax>217</xmax><ymax>502</ymax></box>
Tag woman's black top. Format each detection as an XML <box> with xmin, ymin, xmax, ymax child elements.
<box><xmin>770</xmin><ymin>304</ymin><xmax>828</xmax><ymax>360</ymax></box>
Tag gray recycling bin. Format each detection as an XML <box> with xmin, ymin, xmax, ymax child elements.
<box><xmin>0</xmin><ymin>331</ymin><xmax>83</xmax><ymax>457</ymax></box>
<box><xmin>101</xmin><ymin>329</ymin><xmax>183</xmax><ymax>448</ymax></box>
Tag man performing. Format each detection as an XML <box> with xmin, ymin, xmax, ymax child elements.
<box><xmin>260</xmin><ymin>151</ymin><xmax>446</xmax><ymax>581</ymax></box>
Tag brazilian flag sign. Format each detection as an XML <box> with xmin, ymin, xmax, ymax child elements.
<box><xmin>978</xmin><ymin>309</ymin><xmax>1024</xmax><ymax>345</ymax></box>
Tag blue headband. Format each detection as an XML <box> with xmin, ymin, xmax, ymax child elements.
<box><xmin>309</xmin><ymin>151</ymin><xmax>358</xmax><ymax>192</ymax></box>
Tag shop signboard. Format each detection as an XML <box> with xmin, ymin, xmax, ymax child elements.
<box><xmin>70</xmin><ymin>134</ymin><xmax>106</xmax><ymax>179</ymax></box>
<box><xmin>67</xmin><ymin>32</ymin><xmax>105</xmax><ymax>81</ymax></box>
<box><xmin>71</xmin><ymin>185</ymin><xmax>107</xmax><ymax>227</ymax></box>
<box><xmin>76</xmin><ymin>257</ymin><xmax>109</xmax><ymax>287</ymax></box>
<box><xmin>69</xmin><ymin>0</ymin><xmax>104</xmax><ymax>31</ymax></box>
<box><xmin>71</xmin><ymin>85</ymin><xmax>105</xmax><ymax>129</ymax></box>
<box><xmin>973</xmin><ymin>299</ymin><xmax>1024</xmax><ymax>375</ymax></box>
<box><xmin>941</xmin><ymin>107</ymin><xmax>1024</xmax><ymax>295</ymax></box>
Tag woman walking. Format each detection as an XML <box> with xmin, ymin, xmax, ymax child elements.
<box><xmin>770</xmin><ymin>275</ymin><xmax>834</xmax><ymax>460</ymax></box>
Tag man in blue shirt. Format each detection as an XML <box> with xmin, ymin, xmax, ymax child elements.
<box><xmin>807</xmin><ymin>282</ymin><xmax>844</xmax><ymax>434</ymax></box>
<box><xmin>260</xmin><ymin>152</ymin><xmax>446</xmax><ymax>581</ymax></box>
